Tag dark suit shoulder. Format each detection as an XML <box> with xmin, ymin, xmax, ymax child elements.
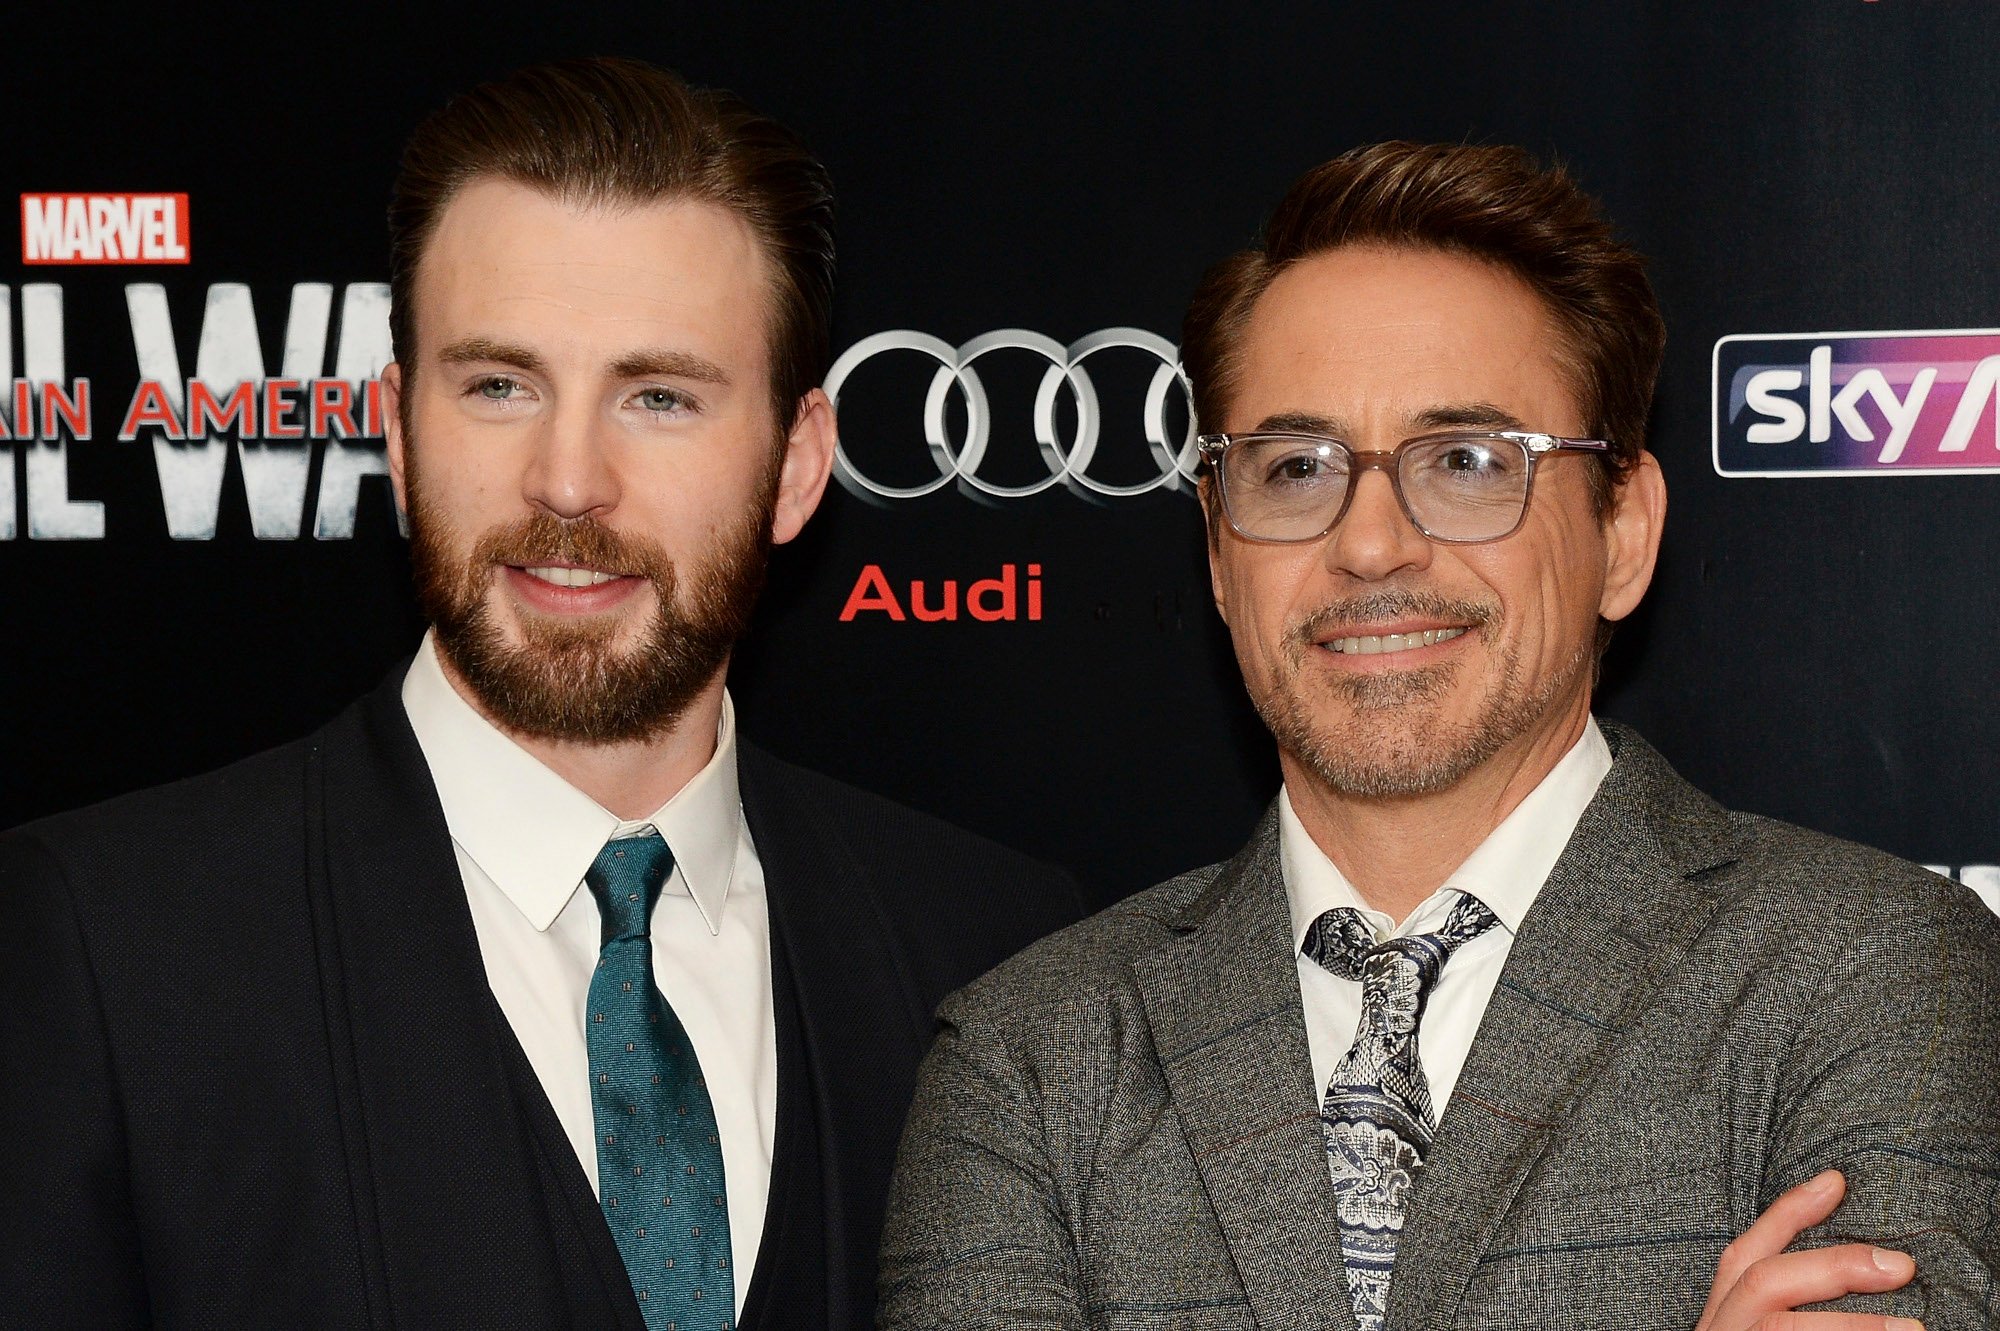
<box><xmin>3</xmin><ymin>728</ymin><xmax>318</xmax><ymax>905</ymax></box>
<box><xmin>737</xmin><ymin>742</ymin><xmax>1088</xmax><ymax>1004</ymax></box>
<box><xmin>2</xmin><ymin>673</ymin><xmax>417</xmax><ymax>915</ymax></box>
<box><xmin>0</xmin><ymin>716</ymin><xmax>364</xmax><ymax>1063</ymax></box>
<box><xmin>942</xmin><ymin>860</ymin><xmax>1222</xmax><ymax>1027</ymax></box>
<box><xmin>738</xmin><ymin>742</ymin><xmax>1062</xmax><ymax>885</ymax></box>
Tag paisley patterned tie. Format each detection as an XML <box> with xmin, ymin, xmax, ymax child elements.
<box><xmin>585</xmin><ymin>832</ymin><xmax>736</xmax><ymax>1330</ymax></box>
<box><xmin>1303</xmin><ymin>892</ymin><xmax>1500</xmax><ymax>1331</ymax></box>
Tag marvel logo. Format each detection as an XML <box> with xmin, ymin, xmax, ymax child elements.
<box><xmin>21</xmin><ymin>193</ymin><xmax>190</xmax><ymax>265</ymax></box>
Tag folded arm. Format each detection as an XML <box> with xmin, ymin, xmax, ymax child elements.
<box><xmin>1763</xmin><ymin>873</ymin><xmax>2000</xmax><ymax>1326</ymax></box>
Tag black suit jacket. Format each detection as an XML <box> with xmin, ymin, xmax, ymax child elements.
<box><xmin>0</xmin><ymin>672</ymin><xmax>1084</xmax><ymax>1329</ymax></box>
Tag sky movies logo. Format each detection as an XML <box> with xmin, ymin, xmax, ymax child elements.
<box><xmin>1713</xmin><ymin>329</ymin><xmax>2000</xmax><ymax>477</ymax></box>
<box><xmin>20</xmin><ymin>194</ymin><xmax>190</xmax><ymax>265</ymax></box>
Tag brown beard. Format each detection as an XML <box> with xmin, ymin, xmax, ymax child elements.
<box><xmin>406</xmin><ymin>469</ymin><xmax>776</xmax><ymax>745</ymax></box>
<box><xmin>1252</xmin><ymin>587</ymin><xmax>1591</xmax><ymax>798</ymax></box>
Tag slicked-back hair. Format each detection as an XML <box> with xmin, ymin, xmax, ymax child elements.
<box><xmin>1182</xmin><ymin>141</ymin><xmax>1664</xmax><ymax>508</ymax></box>
<box><xmin>388</xmin><ymin>57</ymin><xmax>835</xmax><ymax>438</ymax></box>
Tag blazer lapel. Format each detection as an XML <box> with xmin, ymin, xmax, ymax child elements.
<box><xmin>1386</xmin><ymin>725</ymin><xmax>1742</xmax><ymax>1331</ymax></box>
<box><xmin>736</xmin><ymin>746</ymin><xmax>933</xmax><ymax>1324</ymax></box>
<box><xmin>1135</xmin><ymin>811</ymin><xmax>1360</xmax><ymax>1331</ymax></box>
<box><xmin>306</xmin><ymin>676</ymin><xmax>594</xmax><ymax>1327</ymax></box>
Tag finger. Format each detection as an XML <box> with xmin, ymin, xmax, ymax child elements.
<box><xmin>1709</xmin><ymin>1244</ymin><xmax>1916</xmax><ymax>1331</ymax></box>
<box><xmin>1742</xmin><ymin>1316</ymin><xmax>1924</xmax><ymax>1331</ymax></box>
<box><xmin>1709</xmin><ymin>1171</ymin><xmax>1847</xmax><ymax>1299</ymax></box>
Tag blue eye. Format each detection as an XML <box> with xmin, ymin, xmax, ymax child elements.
<box><xmin>636</xmin><ymin>387</ymin><xmax>691</xmax><ymax>413</ymax></box>
<box><xmin>475</xmin><ymin>376</ymin><xmax>520</xmax><ymax>400</ymax></box>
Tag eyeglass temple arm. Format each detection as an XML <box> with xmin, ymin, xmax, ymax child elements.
<box><xmin>1524</xmin><ymin>434</ymin><xmax>1613</xmax><ymax>454</ymax></box>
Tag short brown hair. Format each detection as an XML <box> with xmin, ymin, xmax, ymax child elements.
<box><xmin>1183</xmin><ymin>141</ymin><xmax>1664</xmax><ymax>504</ymax></box>
<box><xmin>388</xmin><ymin>57</ymin><xmax>835</xmax><ymax>436</ymax></box>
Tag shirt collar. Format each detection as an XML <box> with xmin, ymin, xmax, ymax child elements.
<box><xmin>401</xmin><ymin>632</ymin><xmax>743</xmax><ymax>936</ymax></box>
<box><xmin>1281</xmin><ymin>717</ymin><xmax>1613</xmax><ymax>949</ymax></box>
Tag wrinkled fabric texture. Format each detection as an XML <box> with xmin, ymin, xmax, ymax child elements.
<box><xmin>879</xmin><ymin>723</ymin><xmax>2000</xmax><ymax>1331</ymax></box>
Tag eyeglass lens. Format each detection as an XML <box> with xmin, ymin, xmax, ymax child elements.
<box><xmin>1223</xmin><ymin>436</ymin><xmax>1532</xmax><ymax>542</ymax></box>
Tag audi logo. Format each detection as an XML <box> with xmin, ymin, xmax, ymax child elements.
<box><xmin>823</xmin><ymin>328</ymin><xmax>1198</xmax><ymax>504</ymax></box>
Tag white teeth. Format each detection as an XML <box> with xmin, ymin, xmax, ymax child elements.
<box><xmin>523</xmin><ymin>566</ymin><xmax>619</xmax><ymax>588</ymax></box>
<box><xmin>1324</xmin><ymin>626</ymin><xmax>1468</xmax><ymax>655</ymax></box>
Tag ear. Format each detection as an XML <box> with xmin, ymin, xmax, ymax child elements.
<box><xmin>1199</xmin><ymin>471</ymin><xmax>1229</xmax><ymax>615</ymax></box>
<box><xmin>1598</xmin><ymin>449</ymin><xmax>1666</xmax><ymax>623</ymax></box>
<box><xmin>770</xmin><ymin>386</ymin><xmax>837</xmax><ymax>546</ymax></box>
<box><xmin>382</xmin><ymin>361</ymin><xmax>409</xmax><ymax>514</ymax></box>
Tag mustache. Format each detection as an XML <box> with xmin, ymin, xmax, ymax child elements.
<box><xmin>1284</xmin><ymin>589</ymin><xmax>1497</xmax><ymax>652</ymax></box>
<box><xmin>469</xmin><ymin>513</ymin><xmax>671</xmax><ymax>583</ymax></box>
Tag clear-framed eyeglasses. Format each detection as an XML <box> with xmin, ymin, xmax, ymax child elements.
<box><xmin>1194</xmin><ymin>430</ymin><xmax>1614</xmax><ymax>545</ymax></box>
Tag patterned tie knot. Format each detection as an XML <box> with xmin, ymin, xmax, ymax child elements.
<box><xmin>1303</xmin><ymin>909</ymin><xmax>1378</xmax><ymax>981</ymax></box>
<box><xmin>585</xmin><ymin>831</ymin><xmax>675</xmax><ymax>944</ymax></box>
<box><xmin>1304</xmin><ymin>893</ymin><xmax>1501</xmax><ymax>1003</ymax></box>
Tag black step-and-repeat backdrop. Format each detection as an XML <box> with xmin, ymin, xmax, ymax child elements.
<box><xmin>6</xmin><ymin>2</ymin><xmax>1997</xmax><ymax>914</ymax></box>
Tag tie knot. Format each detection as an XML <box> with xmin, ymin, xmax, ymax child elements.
<box><xmin>1303</xmin><ymin>892</ymin><xmax>1501</xmax><ymax>986</ymax></box>
<box><xmin>585</xmin><ymin>831</ymin><xmax>675</xmax><ymax>943</ymax></box>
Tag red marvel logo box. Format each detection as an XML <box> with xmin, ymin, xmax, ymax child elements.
<box><xmin>21</xmin><ymin>193</ymin><xmax>190</xmax><ymax>265</ymax></box>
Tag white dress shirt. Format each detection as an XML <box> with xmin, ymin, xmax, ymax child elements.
<box><xmin>402</xmin><ymin>634</ymin><xmax>774</xmax><ymax>1316</ymax></box>
<box><xmin>1282</xmin><ymin>719</ymin><xmax>1613</xmax><ymax>1118</ymax></box>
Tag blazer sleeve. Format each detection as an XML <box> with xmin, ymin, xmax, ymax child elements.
<box><xmin>0</xmin><ymin>832</ymin><xmax>151</xmax><ymax>1326</ymax></box>
<box><xmin>876</xmin><ymin>988</ymin><xmax>1087</xmax><ymax>1330</ymax></box>
<box><xmin>1767</xmin><ymin>874</ymin><xmax>2000</xmax><ymax>1325</ymax></box>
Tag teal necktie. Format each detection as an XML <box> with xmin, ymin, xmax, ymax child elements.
<box><xmin>585</xmin><ymin>832</ymin><xmax>735</xmax><ymax>1330</ymax></box>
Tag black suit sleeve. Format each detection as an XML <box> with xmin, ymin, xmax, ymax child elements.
<box><xmin>0</xmin><ymin>833</ymin><xmax>151</xmax><ymax>1327</ymax></box>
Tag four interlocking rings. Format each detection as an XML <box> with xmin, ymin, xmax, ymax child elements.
<box><xmin>823</xmin><ymin>328</ymin><xmax>1197</xmax><ymax>504</ymax></box>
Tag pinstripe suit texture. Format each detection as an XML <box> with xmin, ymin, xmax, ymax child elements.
<box><xmin>879</xmin><ymin>724</ymin><xmax>2000</xmax><ymax>1329</ymax></box>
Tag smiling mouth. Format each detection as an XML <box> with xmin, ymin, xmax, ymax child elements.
<box><xmin>518</xmin><ymin>565</ymin><xmax>628</xmax><ymax>588</ymax></box>
<box><xmin>1321</xmin><ymin>626</ymin><xmax>1469</xmax><ymax>656</ymax></box>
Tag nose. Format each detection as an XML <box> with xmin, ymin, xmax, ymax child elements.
<box><xmin>1320</xmin><ymin>464</ymin><xmax>1433</xmax><ymax>581</ymax></box>
<box><xmin>521</xmin><ymin>400</ymin><xmax>621</xmax><ymax>521</ymax></box>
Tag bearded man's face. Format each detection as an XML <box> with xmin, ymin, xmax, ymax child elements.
<box><xmin>406</xmin><ymin>486</ymin><xmax>771</xmax><ymax>743</ymax></box>
<box><xmin>385</xmin><ymin>178</ymin><xmax>823</xmax><ymax>742</ymax></box>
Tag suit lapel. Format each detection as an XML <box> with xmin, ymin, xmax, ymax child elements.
<box><xmin>307</xmin><ymin>676</ymin><xmax>614</xmax><ymax>1327</ymax></box>
<box><xmin>1386</xmin><ymin>725</ymin><xmax>1741</xmax><ymax>1331</ymax></box>
<box><xmin>737</xmin><ymin>745</ymin><xmax>932</xmax><ymax>1326</ymax></box>
<box><xmin>1135</xmin><ymin>812</ymin><xmax>1360</xmax><ymax>1331</ymax></box>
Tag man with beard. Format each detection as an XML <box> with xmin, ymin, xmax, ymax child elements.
<box><xmin>879</xmin><ymin>143</ymin><xmax>2000</xmax><ymax>1329</ymax></box>
<box><xmin>0</xmin><ymin>59</ymin><xmax>1081</xmax><ymax>1330</ymax></box>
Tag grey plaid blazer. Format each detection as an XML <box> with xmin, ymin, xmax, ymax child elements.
<box><xmin>879</xmin><ymin>725</ymin><xmax>2000</xmax><ymax>1329</ymax></box>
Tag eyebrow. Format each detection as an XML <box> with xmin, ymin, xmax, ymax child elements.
<box><xmin>606</xmin><ymin>349</ymin><xmax>731</xmax><ymax>385</ymax></box>
<box><xmin>1249</xmin><ymin>402</ymin><xmax>1527</xmax><ymax>437</ymax></box>
<box><xmin>1253</xmin><ymin>410</ymin><xmax>1347</xmax><ymax>435</ymax></box>
<box><xmin>434</xmin><ymin>337</ymin><xmax>731</xmax><ymax>386</ymax></box>
<box><xmin>1410</xmin><ymin>401</ymin><xmax>1525</xmax><ymax>432</ymax></box>
<box><xmin>436</xmin><ymin>337</ymin><xmax>546</xmax><ymax>373</ymax></box>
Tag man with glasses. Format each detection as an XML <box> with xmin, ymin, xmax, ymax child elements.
<box><xmin>878</xmin><ymin>143</ymin><xmax>1999</xmax><ymax>1329</ymax></box>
